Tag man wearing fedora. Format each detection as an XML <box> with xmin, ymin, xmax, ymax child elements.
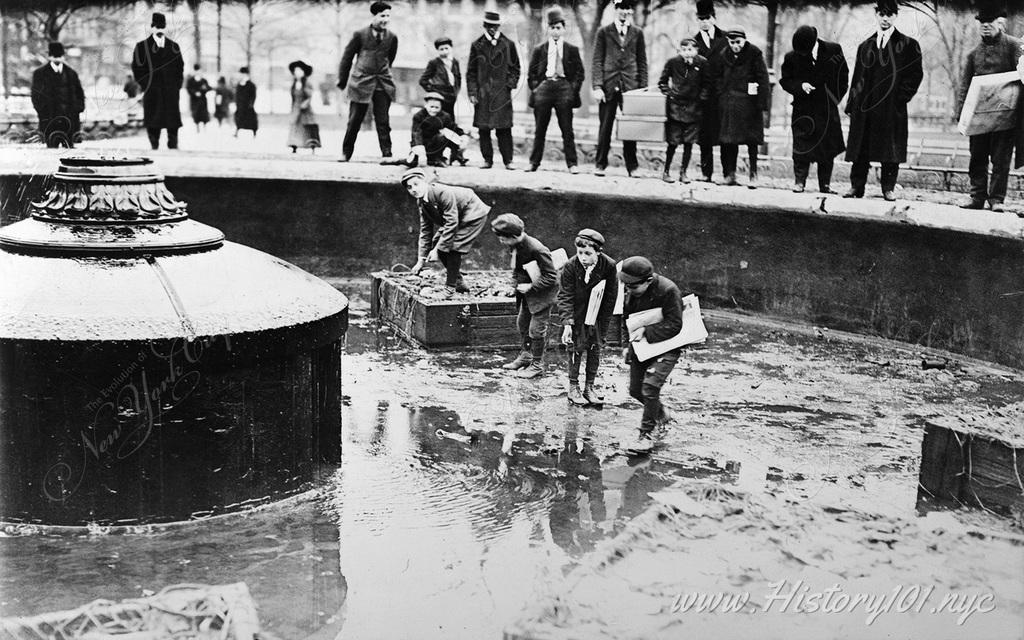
<box><xmin>467</xmin><ymin>10</ymin><xmax>521</xmax><ymax>170</ymax></box>
<box><xmin>338</xmin><ymin>0</ymin><xmax>398</xmax><ymax>162</ymax></box>
<box><xmin>957</xmin><ymin>1</ymin><xmax>1021</xmax><ymax>212</ymax></box>
<box><xmin>131</xmin><ymin>12</ymin><xmax>185</xmax><ymax>150</ymax></box>
<box><xmin>692</xmin><ymin>0</ymin><xmax>728</xmax><ymax>182</ymax></box>
<box><xmin>592</xmin><ymin>0</ymin><xmax>648</xmax><ymax>177</ymax></box>
<box><xmin>844</xmin><ymin>0</ymin><xmax>923</xmax><ymax>201</ymax></box>
<box><xmin>526</xmin><ymin>7</ymin><xmax>584</xmax><ymax>173</ymax></box>
<box><xmin>31</xmin><ymin>41</ymin><xmax>85</xmax><ymax>148</ymax></box>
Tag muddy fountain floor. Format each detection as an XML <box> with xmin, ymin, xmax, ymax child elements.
<box><xmin>1</xmin><ymin>282</ymin><xmax>1022</xmax><ymax>639</ymax></box>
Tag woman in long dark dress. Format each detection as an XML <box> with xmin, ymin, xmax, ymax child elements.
<box><xmin>213</xmin><ymin>76</ymin><xmax>233</xmax><ymax>126</ymax></box>
<box><xmin>286</xmin><ymin>60</ymin><xmax>320</xmax><ymax>153</ymax></box>
<box><xmin>233</xmin><ymin>66</ymin><xmax>258</xmax><ymax>137</ymax></box>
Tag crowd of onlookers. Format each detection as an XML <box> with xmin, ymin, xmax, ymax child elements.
<box><xmin>27</xmin><ymin>0</ymin><xmax>1024</xmax><ymax>210</ymax></box>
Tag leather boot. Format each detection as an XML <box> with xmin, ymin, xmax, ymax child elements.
<box><xmin>661</xmin><ymin>169</ymin><xmax>675</xmax><ymax>183</ymax></box>
<box><xmin>517</xmin><ymin>340</ymin><xmax>546</xmax><ymax>378</ymax></box>
<box><xmin>502</xmin><ymin>341</ymin><xmax>532</xmax><ymax>370</ymax></box>
<box><xmin>583</xmin><ymin>381</ymin><xmax>603</xmax><ymax>405</ymax></box>
<box><xmin>567</xmin><ymin>384</ymin><xmax>586</xmax><ymax>405</ymax></box>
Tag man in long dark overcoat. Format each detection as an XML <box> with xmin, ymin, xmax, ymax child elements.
<box><xmin>780</xmin><ymin>25</ymin><xmax>849</xmax><ymax>194</ymax></box>
<box><xmin>467</xmin><ymin>11</ymin><xmax>521</xmax><ymax>169</ymax></box>
<box><xmin>338</xmin><ymin>0</ymin><xmax>398</xmax><ymax>161</ymax></box>
<box><xmin>131</xmin><ymin>12</ymin><xmax>184</xmax><ymax>150</ymax></box>
<box><xmin>691</xmin><ymin>0</ymin><xmax>728</xmax><ymax>182</ymax></box>
<box><xmin>714</xmin><ymin>28</ymin><xmax>770</xmax><ymax>188</ymax></box>
<box><xmin>31</xmin><ymin>41</ymin><xmax>85</xmax><ymax>148</ymax></box>
<box><xmin>526</xmin><ymin>7</ymin><xmax>584</xmax><ymax>173</ymax></box>
<box><xmin>957</xmin><ymin>1</ymin><xmax>1021</xmax><ymax>212</ymax></box>
<box><xmin>591</xmin><ymin>0</ymin><xmax>647</xmax><ymax>177</ymax></box>
<box><xmin>186</xmin><ymin>64</ymin><xmax>211</xmax><ymax>131</ymax></box>
<box><xmin>844</xmin><ymin>0</ymin><xmax>923</xmax><ymax>201</ymax></box>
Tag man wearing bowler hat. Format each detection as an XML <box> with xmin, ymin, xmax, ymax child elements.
<box><xmin>692</xmin><ymin>0</ymin><xmax>728</xmax><ymax>182</ymax></box>
<box><xmin>619</xmin><ymin>256</ymin><xmax>683</xmax><ymax>452</ymax></box>
<box><xmin>338</xmin><ymin>0</ymin><xmax>399</xmax><ymax>162</ymax></box>
<box><xmin>131</xmin><ymin>12</ymin><xmax>185</xmax><ymax>150</ymax></box>
<box><xmin>31</xmin><ymin>41</ymin><xmax>85</xmax><ymax>148</ymax></box>
<box><xmin>526</xmin><ymin>7</ymin><xmax>584</xmax><ymax>173</ymax></box>
<box><xmin>844</xmin><ymin>0</ymin><xmax>923</xmax><ymax>202</ymax></box>
<box><xmin>467</xmin><ymin>10</ymin><xmax>521</xmax><ymax>170</ymax></box>
<box><xmin>957</xmin><ymin>1</ymin><xmax>1021</xmax><ymax>212</ymax></box>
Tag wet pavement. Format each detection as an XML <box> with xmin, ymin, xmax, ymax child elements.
<box><xmin>1</xmin><ymin>278</ymin><xmax>1022</xmax><ymax>638</ymax></box>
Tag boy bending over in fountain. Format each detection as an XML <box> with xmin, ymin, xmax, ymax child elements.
<box><xmin>491</xmin><ymin>213</ymin><xmax>558</xmax><ymax>379</ymax></box>
<box><xmin>556</xmin><ymin>229</ymin><xmax>618</xmax><ymax>405</ymax></box>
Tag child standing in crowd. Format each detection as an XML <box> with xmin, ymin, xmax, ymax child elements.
<box><xmin>658</xmin><ymin>38</ymin><xmax>709</xmax><ymax>183</ymax></box>
<box><xmin>557</xmin><ymin>229</ymin><xmax>618</xmax><ymax>405</ymax></box>
<box><xmin>492</xmin><ymin>213</ymin><xmax>558</xmax><ymax>379</ymax></box>
<box><xmin>419</xmin><ymin>37</ymin><xmax>461</xmax><ymax>118</ymax></box>
<box><xmin>409</xmin><ymin>92</ymin><xmax>468</xmax><ymax>167</ymax></box>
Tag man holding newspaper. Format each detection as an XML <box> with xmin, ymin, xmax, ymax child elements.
<box><xmin>619</xmin><ymin>256</ymin><xmax>707</xmax><ymax>453</ymax></box>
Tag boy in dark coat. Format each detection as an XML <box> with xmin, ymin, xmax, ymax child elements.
<box><xmin>557</xmin><ymin>229</ymin><xmax>618</xmax><ymax>405</ymax></box>
<box><xmin>337</xmin><ymin>0</ymin><xmax>398</xmax><ymax>161</ymax></box>
<box><xmin>779</xmin><ymin>25</ymin><xmax>849</xmax><ymax>193</ymax></box>
<box><xmin>131</xmin><ymin>12</ymin><xmax>185</xmax><ymax>150</ymax></box>
<box><xmin>467</xmin><ymin>11</ymin><xmax>521</xmax><ymax>170</ymax></box>
<box><xmin>492</xmin><ymin>213</ymin><xmax>558</xmax><ymax>379</ymax></box>
<box><xmin>409</xmin><ymin>92</ymin><xmax>468</xmax><ymax>167</ymax></box>
<box><xmin>692</xmin><ymin>0</ymin><xmax>728</xmax><ymax>182</ymax></box>
<box><xmin>844</xmin><ymin>0</ymin><xmax>923</xmax><ymax>202</ymax></box>
<box><xmin>658</xmin><ymin>38</ymin><xmax>709</xmax><ymax>183</ymax></box>
<box><xmin>526</xmin><ymin>7</ymin><xmax>585</xmax><ymax>173</ymax></box>
<box><xmin>30</xmin><ymin>41</ymin><xmax>85</xmax><ymax>148</ymax></box>
<box><xmin>233</xmin><ymin>66</ymin><xmax>258</xmax><ymax>137</ymax></box>
<box><xmin>402</xmin><ymin>168</ymin><xmax>491</xmax><ymax>292</ymax></box>
<box><xmin>619</xmin><ymin>256</ymin><xmax>683</xmax><ymax>452</ymax></box>
<box><xmin>714</xmin><ymin>28</ymin><xmax>770</xmax><ymax>188</ymax></box>
<box><xmin>419</xmin><ymin>37</ymin><xmax>461</xmax><ymax>117</ymax></box>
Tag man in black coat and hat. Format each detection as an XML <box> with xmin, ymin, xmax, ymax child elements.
<box><xmin>30</xmin><ymin>41</ymin><xmax>85</xmax><ymax>148</ymax></box>
<box><xmin>131</xmin><ymin>12</ymin><xmax>185</xmax><ymax>150</ymax></box>
<box><xmin>714</xmin><ymin>28</ymin><xmax>770</xmax><ymax>188</ymax></box>
<box><xmin>957</xmin><ymin>1</ymin><xmax>1021</xmax><ymax>212</ymax></box>
<box><xmin>592</xmin><ymin>0</ymin><xmax>647</xmax><ymax>177</ymax></box>
<box><xmin>467</xmin><ymin>10</ymin><xmax>521</xmax><ymax>170</ymax></box>
<box><xmin>691</xmin><ymin>0</ymin><xmax>727</xmax><ymax>182</ymax></box>
<box><xmin>843</xmin><ymin>0</ymin><xmax>923</xmax><ymax>201</ymax></box>
<box><xmin>780</xmin><ymin>25</ymin><xmax>849</xmax><ymax>193</ymax></box>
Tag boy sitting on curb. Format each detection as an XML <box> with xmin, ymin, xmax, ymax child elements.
<box><xmin>409</xmin><ymin>92</ymin><xmax>468</xmax><ymax>167</ymax></box>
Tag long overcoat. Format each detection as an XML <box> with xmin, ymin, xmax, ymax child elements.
<box><xmin>658</xmin><ymin>54</ymin><xmax>709</xmax><ymax>123</ymax></box>
<box><xmin>186</xmin><ymin>75</ymin><xmax>211</xmax><ymax>123</ymax></box>
<box><xmin>286</xmin><ymin>78</ymin><xmax>318</xmax><ymax>147</ymax></box>
<box><xmin>234</xmin><ymin>81</ymin><xmax>258</xmax><ymax>131</ymax></box>
<box><xmin>131</xmin><ymin>36</ymin><xmax>184</xmax><ymax>129</ymax></box>
<box><xmin>779</xmin><ymin>39</ymin><xmax>849</xmax><ymax>162</ymax></box>
<box><xmin>692</xmin><ymin>26</ymin><xmax>728</xmax><ymax>145</ymax></box>
<box><xmin>338</xmin><ymin>27</ymin><xmax>398</xmax><ymax>104</ymax></box>
<box><xmin>466</xmin><ymin>32</ymin><xmax>521</xmax><ymax>129</ymax></box>
<box><xmin>715</xmin><ymin>42</ymin><xmax>770</xmax><ymax>145</ymax></box>
<box><xmin>556</xmin><ymin>253</ymin><xmax>618</xmax><ymax>349</ymax></box>
<box><xmin>30</xmin><ymin>63</ymin><xmax>85</xmax><ymax>141</ymax></box>
<box><xmin>845</xmin><ymin>29</ymin><xmax>923</xmax><ymax>163</ymax></box>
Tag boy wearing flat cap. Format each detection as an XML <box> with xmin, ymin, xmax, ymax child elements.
<box><xmin>658</xmin><ymin>38</ymin><xmax>709</xmax><ymax>183</ymax></box>
<box><xmin>557</xmin><ymin>229</ymin><xmax>618</xmax><ymax>405</ymax></box>
<box><xmin>419</xmin><ymin>37</ymin><xmax>461</xmax><ymax>117</ymax></box>
<box><xmin>338</xmin><ymin>1</ymin><xmax>398</xmax><ymax>162</ymax></box>
<box><xmin>619</xmin><ymin>256</ymin><xmax>683</xmax><ymax>451</ymax></box>
<box><xmin>409</xmin><ymin>92</ymin><xmax>468</xmax><ymax>167</ymax></box>
<box><xmin>131</xmin><ymin>13</ymin><xmax>185</xmax><ymax>150</ymax></box>
<box><xmin>492</xmin><ymin>214</ymin><xmax>558</xmax><ymax>378</ymax></box>
<box><xmin>31</xmin><ymin>41</ymin><xmax>85</xmax><ymax>148</ymax></box>
<box><xmin>401</xmin><ymin>169</ymin><xmax>491</xmax><ymax>292</ymax></box>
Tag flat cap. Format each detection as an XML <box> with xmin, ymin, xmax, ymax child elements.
<box><xmin>434</xmin><ymin>36</ymin><xmax>453</xmax><ymax>48</ymax></box>
<box><xmin>725</xmin><ymin>27</ymin><xmax>746</xmax><ymax>39</ymax></box>
<box><xmin>423</xmin><ymin>91</ymin><xmax>444</xmax><ymax>103</ymax></box>
<box><xmin>618</xmin><ymin>256</ymin><xmax>654</xmax><ymax>283</ymax></box>
<box><xmin>370</xmin><ymin>1</ymin><xmax>391</xmax><ymax>15</ymax></box>
<box><xmin>874</xmin><ymin>0</ymin><xmax>898</xmax><ymax>15</ymax></box>
<box><xmin>491</xmin><ymin>213</ymin><xmax>524</xmax><ymax>236</ymax></box>
<box><xmin>400</xmin><ymin>167</ymin><xmax>426</xmax><ymax>185</ymax></box>
<box><xmin>575</xmin><ymin>228</ymin><xmax>605</xmax><ymax>247</ymax></box>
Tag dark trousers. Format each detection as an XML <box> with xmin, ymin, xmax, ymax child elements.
<box><xmin>478</xmin><ymin>127</ymin><xmax>513</xmax><ymax>165</ymax></box>
<box><xmin>569</xmin><ymin>342</ymin><xmax>601</xmax><ymax>384</ymax></box>
<box><xmin>595</xmin><ymin>92</ymin><xmax>638</xmax><ymax>171</ymax></box>
<box><xmin>793</xmin><ymin>157</ymin><xmax>835</xmax><ymax>190</ymax></box>
<box><xmin>720</xmin><ymin>143</ymin><xmax>758</xmax><ymax>177</ymax></box>
<box><xmin>39</xmin><ymin>118</ymin><xmax>75</xmax><ymax>148</ymax></box>
<box><xmin>442</xmin><ymin>98</ymin><xmax>456</xmax><ymax>119</ymax></box>
<box><xmin>343</xmin><ymin>89</ymin><xmax>392</xmax><ymax>158</ymax></box>
<box><xmin>146</xmin><ymin>127</ymin><xmax>179</xmax><ymax>150</ymax></box>
<box><xmin>665</xmin><ymin>143</ymin><xmax>693</xmax><ymax>174</ymax></box>
<box><xmin>850</xmin><ymin>160</ymin><xmax>899</xmax><ymax>194</ymax></box>
<box><xmin>423</xmin><ymin>134</ymin><xmax>463</xmax><ymax>165</ymax></box>
<box><xmin>628</xmin><ymin>348</ymin><xmax>680</xmax><ymax>432</ymax></box>
<box><xmin>530</xmin><ymin>79</ymin><xmax>578</xmax><ymax>168</ymax></box>
<box><xmin>436</xmin><ymin>251</ymin><xmax>463</xmax><ymax>287</ymax></box>
<box><xmin>698</xmin><ymin>142</ymin><xmax>718</xmax><ymax>179</ymax></box>
<box><xmin>517</xmin><ymin>300</ymin><xmax>551</xmax><ymax>358</ymax></box>
<box><xmin>968</xmin><ymin>131</ymin><xmax>1014</xmax><ymax>204</ymax></box>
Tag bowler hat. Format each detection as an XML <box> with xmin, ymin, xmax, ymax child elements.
<box><xmin>434</xmin><ymin>36</ymin><xmax>453</xmax><ymax>49</ymax></box>
<box><xmin>47</xmin><ymin>42</ymin><xmax>65</xmax><ymax>58</ymax></box>
<box><xmin>400</xmin><ymin>168</ymin><xmax>426</xmax><ymax>185</ymax></box>
<box><xmin>423</xmin><ymin>91</ymin><xmax>444</xmax><ymax>103</ymax></box>
<box><xmin>874</xmin><ymin>0</ymin><xmax>898</xmax><ymax>15</ymax></box>
<box><xmin>483</xmin><ymin>11</ymin><xmax>501</xmax><ymax>26</ymax></box>
<box><xmin>696</xmin><ymin>0</ymin><xmax>715</xmax><ymax>18</ymax></box>
<box><xmin>491</xmin><ymin>213</ymin><xmax>525</xmax><ymax>237</ymax></box>
<box><xmin>151</xmin><ymin>12</ymin><xmax>167</xmax><ymax>29</ymax></box>
<box><xmin>370</xmin><ymin>1</ymin><xmax>391</xmax><ymax>15</ymax></box>
<box><xmin>975</xmin><ymin>0</ymin><xmax>1006</xmax><ymax>22</ymax></box>
<box><xmin>547</xmin><ymin>6</ymin><xmax>566</xmax><ymax>26</ymax></box>
<box><xmin>288</xmin><ymin>60</ymin><xmax>313</xmax><ymax>77</ymax></box>
<box><xmin>792</xmin><ymin>25</ymin><xmax>817</xmax><ymax>54</ymax></box>
<box><xmin>725</xmin><ymin>27</ymin><xmax>746</xmax><ymax>39</ymax></box>
<box><xmin>618</xmin><ymin>256</ymin><xmax>654</xmax><ymax>284</ymax></box>
<box><xmin>239</xmin><ymin>66</ymin><xmax>250</xmax><ymax>74</ymax></box>
<box><xmin>575</xmin><ymin>229</ymin><xmax>605</xmax><ymax>248</ymax></box>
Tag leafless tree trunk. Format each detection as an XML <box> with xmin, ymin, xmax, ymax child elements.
<box><xmin>217</xmin><ymin>0</ymin><xmax>223</xmax><ymax>72</ymax></box>
<box><xmin>188</xmin><ymin>0</ymin><xmax>202</xmax><ymax>66</ymax></box>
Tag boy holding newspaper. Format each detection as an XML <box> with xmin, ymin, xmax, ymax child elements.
<box><xmin>556</xmin><ymin>229</ymin><xmax>618</xmax><ymax>406</ymax></box>
<box><xmin>492</xmin><ymin>213</ymin><xmax>559</xmax><ymax>379</ymax></box>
